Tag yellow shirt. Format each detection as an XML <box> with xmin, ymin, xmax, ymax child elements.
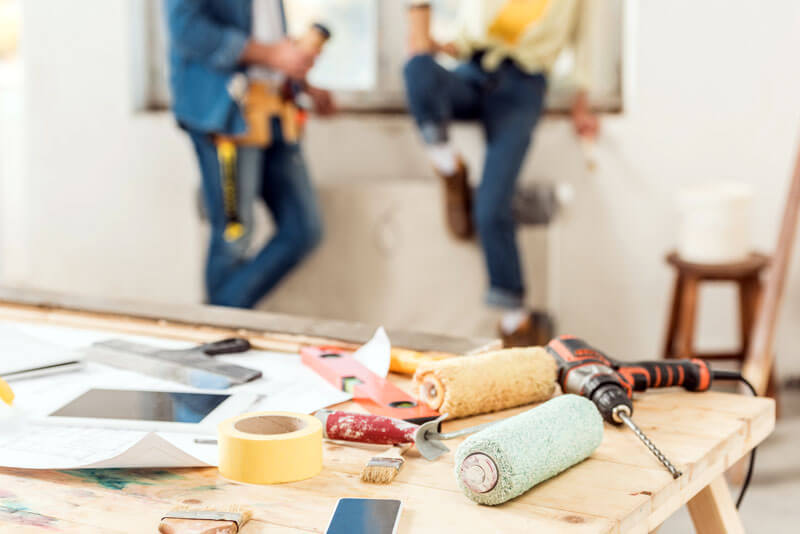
<box><xmin>414</xmin><ymin>0</ymin><xmax>592</xmax><ymax>89</ymax></box>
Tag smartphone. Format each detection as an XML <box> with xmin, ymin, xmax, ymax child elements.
<box><xmin>41</xmin><ymin>388</ymin><xmax>257</xmax><ymax>434</ymax></box>
<box><xmin>325</xmin><ymin>498</ymin><xmax>403</xmax><ymax>534</ymax></box>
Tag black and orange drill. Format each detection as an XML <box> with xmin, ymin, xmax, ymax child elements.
<box><xmin>546</xmin><ymin>335</ymin><xmax>715</xmax><ymax>478</ymax></box>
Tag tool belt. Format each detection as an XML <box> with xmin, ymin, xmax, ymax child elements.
<box><xmin>220</xmin><ymin>80</ymin><xmax>302</xmax><ymax>148</ymax></box>
<box><xmin>213</xmin><ymin>80</ymin><xmax>304</xmax><ymax>242</ymax></box>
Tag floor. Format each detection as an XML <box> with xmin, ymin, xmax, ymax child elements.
<box><xmin>660</xmin><ymin>387</ymin><xmax>800</xmax><ymax>533</ymax></box>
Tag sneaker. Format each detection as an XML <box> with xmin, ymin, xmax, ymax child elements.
<box><xmin>499</xmin><ymin>310</ymin><xmax>555</xmax><ymax>348</ymax></box>
<box><xmin>435</xmin><ymin>158</ymin><xmax>474</xmax><ymax>240</ymax></box>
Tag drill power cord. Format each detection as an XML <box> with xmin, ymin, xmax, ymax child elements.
<box><xmin>711</xmin><ymin>370</ymin><xmax>758</xmax><ymax>509</ymax></box>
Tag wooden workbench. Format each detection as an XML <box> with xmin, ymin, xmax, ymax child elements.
<box><xmin>0</xmin><ymin>388</ymin><xmax>773</xmax><ymax>533</ymax></box>
<box><xmin>0</xmin><ymin>290</ymin><xmax>775</xmax><ymax>533</ymax></box>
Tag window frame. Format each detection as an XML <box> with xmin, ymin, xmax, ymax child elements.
<box><xmin>137</xmin><ymin>0</ymin><xmax>625</xmax><ymax>114</ymax></box>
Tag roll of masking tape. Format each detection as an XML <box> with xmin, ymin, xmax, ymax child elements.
<box><xmin>218</xmin><ymin>412</ymin><xmax>322</xmax><ymax>485</ymax></box>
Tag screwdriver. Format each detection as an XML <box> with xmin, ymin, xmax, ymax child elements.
<box><xmin>546</xmin><ymin>335</ymin><xmax>714</xmax><ymax>478</ymax></box>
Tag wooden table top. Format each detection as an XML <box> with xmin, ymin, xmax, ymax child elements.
<box><xmin>0</xmin><ymin>387</ymin><xmax>774</xmax><ymax>534</ymax></box>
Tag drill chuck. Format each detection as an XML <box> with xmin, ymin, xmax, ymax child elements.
<box><xmin>592</xmin><ymin>383</ymin><xmax>633</xmax><ymax>424</ymax></box>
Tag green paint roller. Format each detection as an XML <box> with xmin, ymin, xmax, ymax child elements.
<box><xmin>454</xmin><ymin>394</ymin><xmax>603</xmax><ymax>505</ymax></box>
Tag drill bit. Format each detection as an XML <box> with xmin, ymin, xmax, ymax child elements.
<box><xmin>614</xmin><ymin>406</ymin><xmax>682</xmax><ymax>479</ymax></box>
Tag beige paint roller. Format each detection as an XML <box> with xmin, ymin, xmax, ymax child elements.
<box><xmin>414</xmin><ymin>347</ymin><xmax>557</xmax><ymax>419</ymax></box>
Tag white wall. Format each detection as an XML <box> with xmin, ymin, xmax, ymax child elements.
<box><xmin>9</xmin><ymin>0</ymin><xmax>800</xmax><ymax>371</ymax></box>
<box><xmin>13</xmin><ymin>1</ymin><xmax>205</xmax><ymax>304</ymax></box>
<box><xmin>556</xmin><ymin>0</ymin><xmax>800</xmax><ymax>369</ymax></box>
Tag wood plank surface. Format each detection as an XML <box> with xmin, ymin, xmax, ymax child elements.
<box><xmin>0</xmin><ymin>388</ymin><xmax>774</xmax><ymax>534</ymax></box>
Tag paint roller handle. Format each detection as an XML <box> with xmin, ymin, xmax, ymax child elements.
<box><xmin>314</xmin><ymin>410</ymin><xmax>418</xmax><ymax>445</ymax></box>
<box><xmin>615</xmin><ymin>359</ymin><xmax>712</xmax><ymax>393</ymax></box>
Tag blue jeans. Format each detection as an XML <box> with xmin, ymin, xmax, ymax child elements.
<box><xmin>404</xmin><ymin>54</ymin><xmax>546</xmax><ymax>309</ymax></box>
<box><xmin>186</xmin><ymin>124</ymin><xmax>323</xmax><ymax>308</ymax></box>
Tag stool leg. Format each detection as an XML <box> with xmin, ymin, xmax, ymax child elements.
<box><xmin>675</xmin><ymin>275</ymin><xmax>699</xmax><ymax>359</ymax></box>
<box><xmin>663</xmin><ymin>273</ymin><xmax>684</xmax><ymax>359</ymax></box>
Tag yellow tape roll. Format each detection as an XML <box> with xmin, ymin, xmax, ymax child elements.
<box><xmin>218</xmin><ymin>412</ymin><xmax>322</xmax><ymax>485</ymax></box>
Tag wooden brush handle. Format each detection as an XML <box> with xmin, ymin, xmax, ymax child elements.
<box><xmin>158</xmin><ymin>518</ymin><xmax>238</xmax><ymax>534</ymax></box>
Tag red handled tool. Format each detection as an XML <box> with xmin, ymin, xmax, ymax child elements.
<box><xmin>301</xmin><ymin>346</ymin><xmax>439</xmax><ymax>423</ymax></box>
<box><xmin>314</xmin><ymin>410</ymin><xmax>494</xmax><ymax>461</ymax></box>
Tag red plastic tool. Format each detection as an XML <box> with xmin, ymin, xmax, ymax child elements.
<box><xmin>301</xmin><ymin>346</ymin><xmax>439</xmax><ymax>423</ymax></box>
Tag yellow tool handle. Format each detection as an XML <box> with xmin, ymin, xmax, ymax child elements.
<box><xmin>0</xmin><ymin>377</ymin><xmax>15</xmax><ymax>406</ymax></box>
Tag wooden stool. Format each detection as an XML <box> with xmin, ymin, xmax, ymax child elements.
<box><xmin>662</xmin><ymin>251</ymin><xmax>780</xmax><ymax>401</ymax></box>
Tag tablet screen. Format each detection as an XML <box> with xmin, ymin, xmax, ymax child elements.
<box><xmin>49</xmin><ymin>389</ymin><xmax>229</xmax><ymax>423</ymax></box>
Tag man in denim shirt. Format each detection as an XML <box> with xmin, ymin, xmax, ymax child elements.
<box><xmin>166</xmin><ymin>0</ymin><xmax>334</xmax><ymax>308</ymax></box>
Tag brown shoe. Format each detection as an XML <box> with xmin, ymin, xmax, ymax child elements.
<box><xmin>499</xmin><ymin>311</ymin><xmax>555</xmax><ymax>348</ymax></box>
<box><xmin>435</xmin><ymin>158</ymin><xmax>474</xmax><ymax>240</ymax></box>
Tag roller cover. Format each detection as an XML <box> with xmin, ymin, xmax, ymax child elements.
<box><xmin>455</xmin><ymin>394</ymin><xmax>603</xmax><ymax>505</ymax></box>
<box><xmin>414</xmin><ymin>347</ymin><xmax>557</xmax><ymax>418</ymax></box>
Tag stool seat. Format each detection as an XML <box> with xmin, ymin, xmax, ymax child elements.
<box><xmin>663</xmin><ymin>250</ymin><xmax>779</xmax><ymax>404</ymax></box>
<box><xmin>666</xmin><ymin>252</ymin><xmax>769</xmax><ymax>279</ymax></box>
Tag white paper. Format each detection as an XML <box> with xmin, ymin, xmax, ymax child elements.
<box><xmin>353</xmin><ymin>326</ymin><xmax>392</xmax><ymax>378</ymax></box>
<box><xmin>0</xmin><ymin>321</ymin><xmax>352</xmax><ymax>469</ymax></box>
<box><xmin>0</xmin><ymin>324</ymin><xmax>81</xmax><ymax>375</ymax></box>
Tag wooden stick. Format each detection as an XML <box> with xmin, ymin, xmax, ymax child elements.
<box><xmin>743</xmin><ymin>133</ymin><xmax>800</xmax><ymax>395</ymax></box>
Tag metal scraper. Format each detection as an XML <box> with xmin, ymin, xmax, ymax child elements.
<box><xmin>85</xmin><ymin>338</ymin><xmax>262</xmax><ymax>389</ymax></box>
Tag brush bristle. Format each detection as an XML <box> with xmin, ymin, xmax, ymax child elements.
<box><xmin>360</xmin><ymin>446</ymin><xmax>406</xmax><ymax>484</ymax></box>
<box><xmin>361</xmin><ymin>460</ymin><xmax>403</xmax><ymax>484</ymax></box>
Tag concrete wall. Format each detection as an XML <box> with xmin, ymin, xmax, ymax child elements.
<box><xmin>7</xmin><ymin>0</ymin><xmax>800</xmax><ymax>370</ymax></box>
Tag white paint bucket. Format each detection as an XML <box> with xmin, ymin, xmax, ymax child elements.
<box><xmin>677</xmin><ymin>182</ymin><xmax>753</xmax><ymax>264</ymax></box>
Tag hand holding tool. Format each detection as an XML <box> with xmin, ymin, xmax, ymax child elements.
<box><xmin>285</xmin><ymin>23</ymin><xmax>332</xmax><ymax>125</ymax></box>
<box><xmin>314</xmin><ymin>409</ymin><xmax>495</xmax><ymax>461</ymax></box>
<box><xmin>545</xmin><ymin>335</ymin><xmax>705</xmax><ymax>478</ymax></box>
<box><xmin>86</xmin><ymin>337</ymin><xmax>260</xmax><ymax>390</ymax></box>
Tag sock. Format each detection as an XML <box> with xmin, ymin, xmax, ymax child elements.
<box><xmin>426</xmin><ymin>144</ymin><xmax>459</xmax><ymax>176</ymax></box>
<box><xmin>500</xmin><ymin>308</ymin><xmax>529</xmax><ymax>334</ymax></box>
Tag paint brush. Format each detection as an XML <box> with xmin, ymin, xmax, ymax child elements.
<box><xmin>158</xmin><ymin>504</ymin><xmax>252</xmax><ymax>534</ymax></box>
<box><xmin>361</xmin><ymin>445</ymin><xmax>409</xmax><ymax>484</ymax></box>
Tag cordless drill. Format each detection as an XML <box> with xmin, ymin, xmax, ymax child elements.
<box><xmin>545</xmin><ymin>335</ymin><xmax>714</xmax><ymax>478</ymax></box>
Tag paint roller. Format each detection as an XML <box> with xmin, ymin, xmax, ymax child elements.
<box><xmin>414</xmin><ymin>347</ymin><xmax>557</xmax><ymax>419</ymax></box>
<box><xmin>455</xmin><ymin>394</ymin><xmax>603</xmax><ymax>505</ymax></box>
